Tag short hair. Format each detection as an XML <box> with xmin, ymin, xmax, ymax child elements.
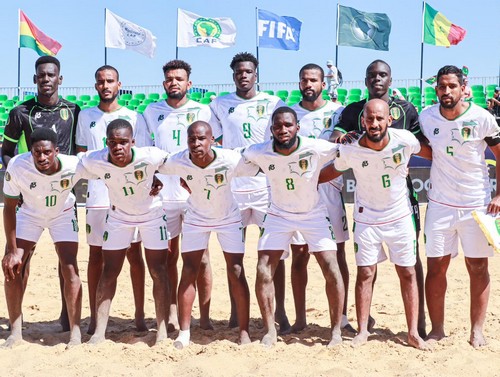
<box><xmin>299</xmin><ymin>63</ymin><xmax>325</xmax><ymax>81</ymax></box>
<box><xmin>162</xmin><ymin>60</ymin><xmax>192</xmax><ymax>78</ymax></box>
<box><xmin>230</xmin><ymin>52</ymin><xmax>258</xmax><ymax>71</ymax></box>
<box><xmin>30</xmin><ymin>127</ymin><xmax>58</xmax><ymax>146</ymax></box>
<box><xmin>272</xmin><ymin>106</ymin><xmax>297</xmax><ymax>123</ymax></box>
<box><xmin>95</xmin><ymin>65</ymin><xmax>119</xmax><ymax>81</ymax></box>
<box><xmin>436</xmin><ymin>65</ymin><xmax>464</xmax><ymax>85</ymax></box>
<box><xmin>106</xmin><ymin>118</ymin><xmax>133</xmax><ymax>138</ymax></box>
<box><xmin>366</xmin><ymin>59</ymin><xmax>391</xmax><ymax>77</ymax></box>
<box><xmin>188</xmin><ymin>120</ymin><xmax>213</xmax><ymax>136</ymax></box>
<box><xmin>35</xmin><ymin>56</ymin><xmax>60</xmax><ymax>72</ymax></box>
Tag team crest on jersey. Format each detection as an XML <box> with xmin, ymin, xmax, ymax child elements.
<box><xmin>50</xmin><ymin>172</ymin><xmax>74</xmax><ymax>193</ymax></box>
<box><xmin>125</xmin><ymin>162</ymin><xmax>148</xmax><ymax>184</ymax></box>
<box><xmin>5</xmin><ymin>172</ymin><xmax>11</xmax><ymax>181</ymax></box>
<box><xmin>205</xmin><ymin>166</ymin><xmax>228</xmax><ymax>189</ymax></box>
<box><xmin>247</xmin><ymin>100</ymin><xmax>270</xmax><ymax>121</ymax></box>
<box><xmin>288</xmin><ymin>152</ymin><xmax>314</xmax><ymax>177</ymax></box>
<box><xmin>390</xmin><ymin>107</ymin><xmax>401</xmax><ymax>120</ymax></box>
<box><xmin>383</xmin><ymin>144</ymin><xmax>406</xmax><ymax>169</ymax></box>
<box><xmin>323</xmin><ymin>117</ymin><xmax>332</xmax><ymax>129</ymax></box>
<box><xmin>60</xmin><ymin>108</ymin><xmax>69</xmax><ymax>121</ymax></box>
<box><xmin>451</xmin><ymin>121</ymin><xmax>478</xmax><ymax>145</ymax></box>
<box><xmin>186</xmin><ymin>112</ymin><xmax>195</xmax><ymax>123</ymax></box>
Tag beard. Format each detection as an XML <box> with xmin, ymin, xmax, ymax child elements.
<box><xmin>167</xmin><ymin>90</ymin><xmax>187</xmax><ymax>100</ymax></box>
<box><xmin>365</xmin><ymin>126</ymin><xmax>388</xmax><ymax>143</ymax></box>
<box><xmin>300</xmin><ymin>90</ymin><xmax>320</xmax><ymax>102</ymax></box>
<box><xmin>99</xmin><ymin>93</ymin><xmax>118</xmax><ymax>104</ymax></box>
<box><xmin>273</xmin><ymin>134</ymin><xmax>298</xmax><ymax>150</ymax></box>
<box><xmin>439</xmin><ymin>96</ymin><xmax>460</xmax><ymax>109</ymax></box>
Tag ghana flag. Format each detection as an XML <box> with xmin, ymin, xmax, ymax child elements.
<box><xmin>19</xmin><ymin>10</ymin><xmax>62</xmax><ymax>56</ymax></box>
<box><xmin>423</xmin><ymin>4</ymin><xmax>466</xmax><ymax>47</ymax></box>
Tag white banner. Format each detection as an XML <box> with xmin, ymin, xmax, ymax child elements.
<box><xmin>177</xmin><ymin>9</ymin><xmax>236</xmax><ymax>48</ymax></box>
<box><xmin>105</xmin><ymin>9</ymin><xmax>156</xmax><ymax>58</ymax></box>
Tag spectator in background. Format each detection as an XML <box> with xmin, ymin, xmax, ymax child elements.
<box><xmin>325</xmin><ymin>60</ymin><xmax>339</xmax><ymax>100</ymax></box>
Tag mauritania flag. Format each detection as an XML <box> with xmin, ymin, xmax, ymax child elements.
<box><xmin>19</xmin><ymin>10</ymin><xmax>62</xmax><ymax>56</ymax></box>
<box><xmin>424</xmin><ymin>4</ymin><xmax>466</xmax><ymax>47</ymax></box>
<box><xmin>338</xmin><ymin>5</ymin><xmax>391</xmax><ymax>51</ymax></box>
<box><xmin>257</xmin><ymin>9</ymin><xmax>302</xmax><ymax>51</ymax></box>
<box><xmin>177</xmin><ymin>9</ymin><xmax>236</xmax><ymax>48</ymax></box>
<box><xmin>105</xmin><ymin>9</ymin><xmax>157</xmax><ymax>58</ymax></box>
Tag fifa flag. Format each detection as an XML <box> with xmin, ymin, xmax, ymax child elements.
<box><xmin>177</xmin><ymin>9</ymin><xmax>236</xmax><ymax>48</ymax></box>
<box><xmin>257</xmin><ymin>10</ymin><xmax>302</xmax><ymax>51</ymax></box>
<box><xmin>105</xmin><ymin>9</ymin><xmax>157</xmax><ymax>58</ymax></box>
<box><xmin>338</xmin><ymin>6</ymin><xmax>391</xmax><ymax>51</ymax></box>
<box><xmin>424</xmin><ymin>4</ymin><xmax>466</xmax><ymax>47</ymax></box>
<box><xmin>19</xmin><ymin>10</ymin><xmax>62</xmax><ymax>56</ymax></box>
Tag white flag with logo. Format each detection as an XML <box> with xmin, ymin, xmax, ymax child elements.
<box><xmin>105</xmin><ymin>9</ymin><xmax>157</xmax><ymax>58</ymax></box>
<box><xmin>177</xmin><ymin>9</ymin><xmax>236</xmax><ymax>48</ymax></box>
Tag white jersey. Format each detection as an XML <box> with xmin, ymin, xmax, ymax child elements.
<box><xmin>210</xmin><ymin>91</ymin><xmax>286</xmax><ymax>193</ymax></box>
<box><xmin>240</xmin><ymin>136</ymin><xmax>338</xmax><ymax>214</ymax></box>
<box><xmin>334</xmin><ymin>128</ymin><xmax>421</xmax><ymax>225</ymax></box>
<box><xmin>159</xmin><ymin>148</ymin><xmax>242</xmax><ymax>225</ymax></box>
<box><xmin>420</xmin><ymin>103</ymin><xmax>500</xmax><ymax>208</ymax></box>
<box><xmin>321</xmin><ymin>106</ymin><xmax>345</xmax><ymax>140</ymax></box>
<box><xmin>294</xmin><ymin>101</ymin><xmax>344</xmax><ymax>191</ymax></box>
<box><xmin>77</xmin><ymin>146</ymin><xmax>168</xmax><ymax>222</ymax></box>
<box><xmin>75</xmin><ymin>106</ymin><xmax>151</xmax><ymax>209</ymax></box>
<box><xmin>143</xmin><ymin>99</ymin><xmax>219</xmax><ymax>202</ymax></box>
<box><xmin>4</xmin><ymin>153</ymin><xmax>78</xmax><ymax>220</ymax></box>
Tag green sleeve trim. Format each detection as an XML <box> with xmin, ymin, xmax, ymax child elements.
<box><xmin>3</xmin><ymin>135</ymin><xmax>19</xmax><ymax>143</ymax></box>
<box><xmin>333</xmin><ymin>127</ymin><xmax>347</xmax><ymax>134</ymax></box>
<box><xmin>3</xmin><ymin>193</ymin><xmax>20</xmax><ymax>199</ymax></box>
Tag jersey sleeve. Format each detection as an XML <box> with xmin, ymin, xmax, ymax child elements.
<box><xmin>334</xmin><ymin>105</ymin><xmax>356</xmax><ymax>134</ymax></box>
<box><xmin>134</xmin><ymin>114</ymin><xmax>153</xmax><ymax>147</ymax></box>
<box><xmin>209</xmin><ymin>101</ymin><xmax>223</xmax><ymax>140</ymax></box>
<box><xmin>3</xmin><ymin>161</ymin><xmax>21</xmax><ymax>198</ymax></box>
<box><xmin>405</xmin><ymin>103</ymin><xmax>422</xmax><ymax>136</ymax></box>
<box><xmin>2</xmin><ymin>107</ymin><xmax>24</xmax><ymax>144</ymax></box>
<box><xmin>482</xmin><ymin>112</ymin><xmax>500</xmax><ymax>144</ymax></box>
<box><xmin>235</xmin><ymin>147</ymin><xmax>261</xmax><ymax>177</ymax></box>
<box><xmin>75</xmin><ymin>112</ymin><xmax>88</xmax><ymax>149</ymax></box>
<box><xmin>406</xmin><ymin>131</ymin><xmax>421</xmax><ymax>155</ymax></box>
<box><xmin>76</xmin><ymin>154</ymin><xmax>99</xmax><ymax>181</ymax></box>
<box><xmin>333</xmin><ymin>145</ymin><xmax>350</xmax><ymax>171</ymax></box>
<box><xmin>157</xmin><ymin>152</ymin><xmax>181</xmax><ymax>176</ymax></box>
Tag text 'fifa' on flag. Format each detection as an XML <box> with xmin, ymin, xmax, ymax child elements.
<box><xmin>257</xmin><ymin>9</ymin><xmax>302</xmax><ymax>51</ymax></box>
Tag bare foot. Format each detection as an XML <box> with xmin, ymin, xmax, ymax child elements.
<box><xmin>86</xmin><ymin>321</ymin><xmax>96</xmax><ymax>335</ymax></box>
<box><xmin>261</xmin><ymin>332</ymin><xmax>277</xmax><ymax>347</ymax></box>
<box><xmin>276</xmin><ymin>315</ymin><xmax>291</xmax><ymax>335</ymax></box>
<box><xmin>290</xmin><ymin>320</ymin><xmax>307</xmax><ymax>334</ymax></box>
<box><xmin>341</xmin><ymin>315</ymin><xmax>356</xmax><ymax>334</ymax></box>
<box><xmin>239</xmin><ymin>330</ymin><xmax>251</xmax><ymax>345</ymax></box>
<box><xmin>418</xmin><ymin>317</ymin><xmax>427</xmax><ymax>339</ymax></box>
<box><xmin>200</xmin><ymin>318</ymin><xmax>214</xmax><ymax>330</ymax></box>
<box><xmin>367</xmin><ymin>316</ymin><xmax>376</xmax><ymax>333</ymax></box>
<box><xmin>60</xmin><ymin>312</ymin><xmax>70</xmax><ymax>332</ymax></box>
<box><xmin>228</xmin><ymin>312</ymin><xmax>238</xmax><ymax>329</ymax></box>
<box><xmin>135</xmin><ymin>317</ymin><xmax>148</xmax><ymax>332</ymax></box>
<box><xmin>327</xmin><ymin>331</ymin><xmax>343</xmax><ymax>348</ymax></box>
<box><xmin>407</xmin><ymin>332</ymin><xmax>430</xmax><ymax>350</ymax></box>
<box><xmin>88</xmin><ymin>334</ymin><xmax>105</xmax><ymax>345</ymax></box>
<box><xmin>66</xmin><ymin>337</ymin><xmax>82</xmax><ymax>350</ymax></box>
<box><xmin>1</xmin><ymin>335</ymin><xmax>22</xmax><ymax>349</ymax></box>
<box><xmin>426</xmin><ymin>329</ymin><xmax>446</xmax><ymax>343</ymax></box>
<box><xmin>351</xmin><ymin>330</ymin><xmax>370</xmax><ymax>347</ymax></box>
<box><xmin>155</xmin><ymin>331</ymin><xmax>168</xmax><ymax>346</ymax></box>
<box><xmin>469</xmin><ymin>329</ymin><xmax>487</xmax><ymax>348</ymax></box>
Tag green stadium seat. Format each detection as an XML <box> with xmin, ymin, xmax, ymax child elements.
<box><xmin>189</xmin><ymin>92</ymin><xmax>202</xmax><ymax>101</ymax></box>
<box><xmin>65</xmin><ymin>95</ymin><xmax>77</xmax><ymax>102</ymax></box>
<box><xmin>424</xmin><ymin>87</ymin><xmax>435</xmax><ymax>95</ymax></box>
<box><xmin>0</xmin><ymin>125</ymin><xmax>5</xmax><ymax>135</ymax></box>
<box><xmin>134</xmin><ymin>93</ymin><xmax>146</xmax><ymax>101</ymax></box>
<box><xmin>276</xmin><ymin>90</ymin><xmax>289</xmax><ymax>100</ymax></box>
<box><xmin>424</xmin><ymin>98</ymin><xmax>435</xmax><ymax>106</ymax></box>
<box><xmin>424</xmin><ymin>92</ymin><xmax>437</xmax><ymax>100</ymax></box>
<box><xmin>24</xmin><ymin>94</ymin><xmax>35</xmax><ymax>101</ymax></box>
<box><xmin>408</xmin><ymin>86</ymin><xmax>421</xmax><ymax>95</ymax></box>
<box><xmin>472</xmin><ymin>89</ymin><xmax>485</xmax><ymax>98</ymax></box>
<box><xmin>75</xmin><ymin>100</ymin><xmax>84</xmax><ymax>107</ymax></box>
<box><xmin>204</xmin><ymin>91</ymin><xmax>216</xmax><ymax>99</ymax></box>
<box><xmin>322</xmin><ymin>93</ymin><xmax>331</xmax><ymax>100</ymax></box>
<box><xmin>0</xmin><ymin>94</ymin><xmax>8</xmax><ymax>102</ymax></box>
<box><xmin>87</xmin><ymin>100</ymin><xmax>99</xmax><ymax>107</ymax></box>
<box><xmin>287</xmin><ymin>98</ymin><xmax>300</xmax><ymax>106</ymax></box>
<box><xmin>142</xmin><ymin>98</ymin><xmax>155</xmax><ymax>105</ymax></box>
<box><xmin>148</xmin><ymin>93</ymin><xmax>160</xmax><ymax>101</ymax></box>
<box><xmin>120</xmin><ymin>93</ymin><xmax>132</xmax><ymax>102</ymax></box>
<box><xmin>397</xmin><ymin>87</ymin><xmax>408</xmax><ymax>97</ymax></box>
<box><xmin>347</xmin><ymin>94</ymin><xmax>361</xmax><ymax>102</ymax></box>
<box><xmin>128</xmin><ymin>99</ymin><xmax>141</xmax><ymax>107</ymax></box>
<box><xmin>137</xmin><ymin>104</ymin><xmax>147</xmax><ymax>113</ymax></box>
<box><xmin>337</xmin><ymin>88</ymin><xmax>348</xmax><ymax>97</ymax></box>
<box><xmin>219</xmin><ymin>91</ymin><xmax>230</xmax><ymax>97</ymax></box>
<box><xmin>126</xmin><ymin>104</ymin><xmax>136</xmax><ymax>111</ymax></box>
<box><xmin>338</xmin><ymin>94</ymin><xmax>346</xmax><ymax>103</ymax></box>
<box><xmin>471</xmin><ymin>85</ymin><xmax>484</xmax><ymax>93</ymax></box>
<box><xmin>472</xmin><ymin>97</ymin><xmax>487</xmax><ymax>108</ymax></box>
<box><xmin>79</xmin><ymin>94</ymin><xmax>91</xmax><ymax>102</ymax></box>
<box><xmin>349</xmin><ymin>88</ymin><xmax>362</xmax><ymax>97</ymax></box>
<box><xmin>161</xmin><ymin>93</ymin><xmax>168</xmax><ymax>99</ymax></box>
<box><xmin>290</xmin><ymin>89</ymin><xmax>301</xmax><ymax>97</ymax></box>
<box><xmin>2</xmin><ymin>100</ymin><xmax>15</xmax><ymax>109</ymax></box>
<box><xmin>0</xmin><ymin>113</ymin><xmax>8</xmax><ymax>121</ymax></box>
<box><xmin>118</xmin><ymin>99</ymin><xmax>127</xmax><ymax>106</ymax></box>
<box><xmin>263</xmin><ymin>90</ymin><xmax>274</xmax><ymax>96</ymax></box>
<box><xmin>92</xmin><ymin>94</ymin><xmax>100</xmax><ymax>101</ymax></box>
<box><xmin>0</xmin><ymin>107</ymin><xmax>6</xmax><ymax>113</ymax></box>
<box><xmin>199</xmin><ymin>97</ymin><xmax>212</xmax><ymax>105</ymax></box>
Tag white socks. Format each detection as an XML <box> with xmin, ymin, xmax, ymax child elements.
<box><xmin>174</xmin><ymin>329</ymin><xmax>190</xmax><ymax>349</ymax></box>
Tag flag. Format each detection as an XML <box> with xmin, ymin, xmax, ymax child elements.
<box><xmin>177</xmin><ymin>9</ymin><xmax>236</xmax><ymax>48</ymax></box>
<box><xmin>423</xmin><ymin>4</ymin><xmax>466</xmax><ymax>47</ymax></box>
<box><xmin>338</xmin><ymin>5</ymin><xmax>391</xmax><ymax>51</ymax></box>
<box><xmin>425</xmin><ymin>75</ymin><xmax>437</xmax><ymax>85</ymax></box>
<box><xmin>257</xmin><ymin>9</ymin><xmax>302</xmax><ymax>51</ymax></box>
<box><xmin>19</xmin><ymin>10</ymin><xmax>62</xmax><ymax>56</ymax></box>
<box><xmin>105</xmin><ymin>9</ymin><xmax>156</xmax><ymax>58</ymax></box>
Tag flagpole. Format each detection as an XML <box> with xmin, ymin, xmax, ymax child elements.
<box><xmin>104</xmin><ymin>8</ymin><xmax>108</xmax><ymax>65</ymax></box>
<box><xmin>17</xmin><ymin>9</ymin><xmax>21</xmax><ymax>98</ymax></box>
<box><xmin>255</xmin><ymin>7</ymin><xmax>260</xmax><ymax>86</ymax></box>
<box><xmin>175</xmin><ymin>9</ymin><xmax>179</xmax><ymax>60</ymax></box>
<box><xmin>335</xmin><ymin>3</ymin><xmax>340</xmax><ymax>67</ymax></box>
<box><xmin>419</xmin><ymin>1</ymin><xmax>426</xmax><ymax>102</ymax></box>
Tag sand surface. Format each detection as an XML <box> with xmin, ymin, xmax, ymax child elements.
<box><xmin>0</xmin><ymin>205</ymin><xmax>498</xmax><ymax>376</ymax></box>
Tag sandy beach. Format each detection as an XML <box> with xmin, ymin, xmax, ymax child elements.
<box><xmin>0</xmin><ymin>204</ymin><xmax>498</xmax><ymax>377</ymax></box>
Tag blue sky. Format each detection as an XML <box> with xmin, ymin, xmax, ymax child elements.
<box><xmin>1</xmin><ymin>0</ymin><xmax>499</xmax><ymax>89</ymax></box>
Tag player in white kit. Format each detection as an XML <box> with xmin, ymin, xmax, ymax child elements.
<box><xmin>2</xmin><ymin>128</ymin><xmax>82</xmax><ymax>348</ymax></box>
<box><xmin>143</xmin><ymin>60</ymin><xmax>218</xmax><ymax>331</ymax></box>
<box><xmin>159</xmin><ymin>121</ymin><xmax>251</xmax><ymax>348</ymax></box>
<box><xmin>289</xmin><ymin>63</ymin><xmax>353</xmax><ymax>332</ymax></box>
<box><xmin>76</xmin><ymin>65</ymin><xmax>150</xmax><ymax>334</ymax></box>
<box><xmin>79</xmin><ymin>119</ymin><xmax>170</xmax><ymax>346</ymax></box>
<box><xmin>320</xmin><ymin>99</ymin><xmax>430</xmax><ymax>350</ymax></box>
<box><xmin>210</xmin><ymin>52</ymin><xmax>291</xmax><ymax>332</ymax></box>
<box><xmin>420</xmin><ymin>65</ymin><xmax>500</xmax><ymax>348</ymax></box>
<box><xmin>238</xmin><ymin>107</ymin><xmax>344</xmax><ymax>347</ymax></box>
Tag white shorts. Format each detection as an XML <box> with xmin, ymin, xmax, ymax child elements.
<box><xmin>424</xmin><ymin>201</ymin><xmax>494</xmax><ymax>258</ymax></box>
<box><xmin>181</xmin><ymin>216</ymin><xmax>245</xmax><ymax>254</ymax></box>
<box><xmin>234</xmin><ymin>189</ymin><xmax>269</xmax><ymax>227</ymax></box>
<box><xmin>292</xmin><ymin>184</ymin><xmax>350</xmax><ymax>245</ymax></box>
<box><xmin>162</xmin><ymin>201</ymin><xmax>187</xmax><ymax>239</ymax></box>
<box><xmin>258</xmin><ymin>205</ymin><xmax>337</xmax><ymax>256</ymax></box>
<box><xmin>86</xmin><ymin>208</ymin><xmax>142</xmax><ymax>246</ymax></box>
<box><xmin>17</xmin><ymin>207</ymin><xmax>79</xmax><ymax>243</ymax></box>
<box><xmin>102</xmin><ymin>213</ymin><xmax>168</xmax><ymax>251</ymax></box>
<box><xmin>353</xmin><ymin>214</ymin><xmax>416</xmax><ymax>267</ymax></box>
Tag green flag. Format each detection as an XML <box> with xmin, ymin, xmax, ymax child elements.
<box><xmin>338</xmin><ymin>5</ymin><xmax>391</xmax><ymax>51</ymax></box>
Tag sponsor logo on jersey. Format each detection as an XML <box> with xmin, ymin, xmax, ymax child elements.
<box><xmin>104</xmin><ymin>173</ymin><xmax>111</xmax><ymax>179</ymax></box>
<box><xmin>268</xmin><ymin>164</ymin><xmax>275</xmax><ymax>171</ymax></box>
<box><xmin>362</xmin><ymin>161</ymin><xmax>368</xmax><ymax>167</ymax></box>
<box><xmin>433</xmin><ymin>128</ymin><xmax>439</xmax><ymax>135</ymax></box>
<box><xmin>228</xmin><ymin>107</ymin><xmax>235</xmax><ymax>114</ymax></box>
<box><xmin>5</xmin><ymin>172</ymin><xmax>11</xmax><ymax>181</ymax></box>
<box><xmin>186</xmin><ymin>175</ymin><xmax>193</xmax><ymax>181</ymax></box>
<box><xmin>60</xmin><ymin>108</ymin><xmax>69</xmax><ymax>121</ymax></box>
<box><xmin>90</xmin><ymin>121</ymin><xmax>96</xmax><ymax>128</ymax></box>
<box><xmin>390</xmin><ymin>107</ymin><xmax>401</xmax><ymax>120</ymax></box>
<box><xmin>30</xmin><ymin>181</ymin><xmax>36</xmax><ymax>189</ymax></box>
<box><xmin>158</xmin><ymin>115</ymin><xmax>164</xmax><ymax>122</ymax></box>
<box><xmin>35</xmin><ymin>112</ymin><xmax>42</xmax><ymax>120</ymax></box>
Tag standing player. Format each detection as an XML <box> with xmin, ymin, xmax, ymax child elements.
<box><xmin>143</xmin><ymin>59</ymin><xmax>218</xmax><ymax>331</ymax></box>
<box><xmin>330</xmin><ymin>60</ymin><xmax>427</xmax><ymax>337</ymax></box>
<box><xmin>79</xmin><ymin>119</ymin><xmax>170</xmax><ymax>346</ymax></box>
<box><xmin>420</xmin><ymin>65</ymin><xmax>500</xmax><ymax>347</ymax></box>
<box><xmin>159</xmin><ymin>121</ymin><xmax>250</xmax><ymax>348</ymax></box>
<box><xmin>288</xmin><ymin>63</ymin><xmax>353</xmax><ymax>332</ymax></box>
<box><xmin>210</xmin><ymin>52</ymin><xmax>290</xmax><ymax>332</ymax></box>
<box><xmin>2</xmin><ymin>128</ymin><xmax>82</xmax><ymax>348</ymax></box>
<box><xmin>320</xmin><ymin>99</ymin><xmax>430</xmax><ymax>349</ymax></box>
<box><xmin>239</xmin><ymin>107</ymin><xmax>344</xmax><ymax>347</ymax></box>
<box><xmin>325</xmin><ymin>60</ymin><xmax>339</xmax><ymax>100</ymax></box>
<box><xmin>1</xmin><ymin>56</ymin><xmax>80</xmax><ymax>332</ymax></box>
<box><xmin>76</xmin><ymin>65</ymin><xmax>150</xmax><ymax>334</ymax></box>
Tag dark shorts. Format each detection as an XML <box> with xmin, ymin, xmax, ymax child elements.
<box><xmin>406</xmin><ymin>174</ymin><xmax>421</xmax><ymax>233</ymax></box>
